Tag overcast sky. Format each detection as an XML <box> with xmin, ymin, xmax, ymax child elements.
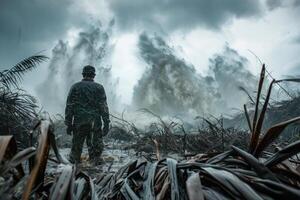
<box><xmin>1</xmin><ymin>0</ymin><xmax>300</xmax><ymax>106</ymax></box>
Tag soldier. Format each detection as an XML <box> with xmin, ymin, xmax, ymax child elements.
<box><xmin>65</xmin><ymin>65</ymin><xmax>110</xmax><ymax>164</ymax></box>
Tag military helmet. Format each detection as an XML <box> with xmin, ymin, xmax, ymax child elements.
<box><xmin>82</xmin><ymin>65</ymin><xmax>96</xmax><ymax>76</ymax></box>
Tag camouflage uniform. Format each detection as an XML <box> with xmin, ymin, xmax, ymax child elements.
<box><xmin>65</xmin><ymin>78</ymin><xmax>110</xmax><ymax>163</ymax></box>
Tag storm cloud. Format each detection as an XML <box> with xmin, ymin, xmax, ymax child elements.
<box><xmin>1</xmin><ymin>0</ymin><xmax>300</xmax><ymax>117</ymax></box>
<box><xmin>266</xmin><ymin>0</ymin><xmax>300</xmax><ymax>10</ymax></box>
<box><xmin>108</xmin><ymin>0</ymin><xmax>262</xmax><ymax>31</ymax></box>
<box><xmin>266</xmin><ymin>0</ymin><xmax>283</xmax><ymax>10</ymax></box>
<box><xmin>0</xmin><ymin>0</ymin><xmax>79</xmax><ymax>67</ymax></box>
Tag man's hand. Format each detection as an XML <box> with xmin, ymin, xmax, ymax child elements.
<box><xmin>103</xmin><ymin>123</ymin><xmax>110</xmax><ymax>136</ymax></box>
<box><xmin>67</xmin><ymin>125</ymin><xmax>73</xmax><ymax>135</ymax></box>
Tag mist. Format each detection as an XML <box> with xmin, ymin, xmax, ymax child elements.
<box><xmin>132</xmin><ymin>33</ymin><xmax>257</xmax><ymax>119</ymax></box>
<box><xmin>36</xmin><ymin>26</ymin><xmax>257</xmax><ymax>121</ymax></box>
<box><xmin>37</xmin><ymin>21</ymin><xmax>120</xmax><ymax>114</ymax></box>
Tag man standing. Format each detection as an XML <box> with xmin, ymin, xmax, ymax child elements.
<box><xmin>65</xmin><ymin>65</ymin><xmax>110</xmax><ymax>164</ymax></box>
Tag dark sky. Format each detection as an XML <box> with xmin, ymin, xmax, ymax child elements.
<box><xmin>0</xmin><ymin>0</ymin><xmax>299</xmax><ymax>66</ymax></box>
<box><xmin>0</xmin><ymin>0</ymin><xmax>74</xmax><ymax>66</ymax></box>
<box><xmin>1</xmin><ymin>0</ymin><xmax>300</xmax><ymax>106</ymax></box>
<box><xmin>109</xmin><ymin>0</ymin><xmax>262</xmax><ymax>31</ymax></box>
<box><xmin>0</xmin><ymin>0</ymin><xmax>261</xmax><ymax>65</ymax></box>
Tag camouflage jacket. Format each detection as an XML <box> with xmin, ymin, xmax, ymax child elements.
<box><xmin>65</xmin><ymin>79</ymin><xmax>110</xmax><ymax>129</ymax></box>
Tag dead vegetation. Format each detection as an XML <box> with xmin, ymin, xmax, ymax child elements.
<box><xmin>0</xmin><ymin>64</ymin><xmax>300</xmax><ymax>199</ymax></box>
<box><xmin>130</xmin><ymin>116</ymin><xmax>250</xmax><ymax>156</ymax></box>
<box><xmin>0</xmin><ymin>55</ymin><xmax>48</xmax><ymax>149</ymax></box>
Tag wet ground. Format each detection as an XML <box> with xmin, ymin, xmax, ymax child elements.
<box><xmin>45</xmin><ymin>141</ymin><xmax>138</xmax><ymax>179</ymax></box>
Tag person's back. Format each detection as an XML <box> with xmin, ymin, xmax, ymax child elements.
<box><xmin>65</xmin><ymin>65</ymin><xmax>110</xmax><ymax>164</ymax></box>
<box><xmin>68</xmin><ymin>80</ymin><xmax>108</xmax><ymax>126</ymax></box>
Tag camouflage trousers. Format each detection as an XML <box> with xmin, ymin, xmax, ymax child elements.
<box><xmin>69</xmin><ymin>123</ymin><xmax>103</xmax><ymax>163</ymax></box>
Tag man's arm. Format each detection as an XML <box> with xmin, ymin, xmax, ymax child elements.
<box><xmin>99</xmin><ymin>85</ymin><xmax>110</xmax><ymax>135</ymax></box>
<box><xmin>65</xmin><ymin>85</ymin><xmax>76</xmax><ymax>127</ymax></box>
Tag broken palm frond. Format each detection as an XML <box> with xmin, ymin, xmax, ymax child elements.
<box><xmin>247</xmin><ymin>65</ymin><xmax>300</xmax><ymax>156</ymax></box>
<box><xmin>22</xmin><ymin>121</ymin><xmax>53</xmax><ymax>199</ymax></box>
<box><xmin>0</xmin><ymin>89</ymin><xmax>38</xmax><ymax>133</ymax></box>
<box><xmin>95</xmin><ymin>145</ymin><xmax>299</xmax><ymax>199</ymax></box>
<box><xmin>0</xmin><ymin>120</ymin><xmax>72</xmax><ymax>200</ymax></box>
<box><xmin>253</xmin><ymin>116</ymin><xmax>300</xmax><ymax>157</ymax></box>
<box><xmin>250</xmin><ymin>78</ymin><xmax>275</xmax><ymax>154</ymax></box>
<box><xmin>0</xmin><ymin>55</ymin><xmax>47</xmax><ymax>150</ymax></box>
<box><xmin>249</xmin><ymin>64</ymin><xmax>265</xmax><ymax>153</ymax></box>
<box><xmin>0</xmin><ymin>55</ymin><xmax>48</xmax><ymax>88</ymax></box>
